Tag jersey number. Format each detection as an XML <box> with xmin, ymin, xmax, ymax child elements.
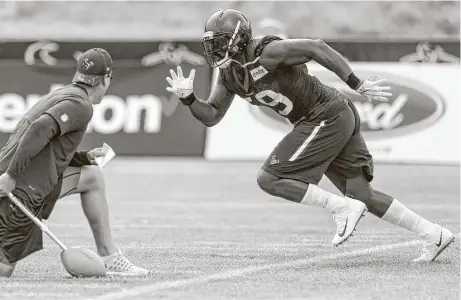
<box><xmin>249</xmin><ymin>90</ymin><xmax>293</xmax><ymax>116</ymax></box>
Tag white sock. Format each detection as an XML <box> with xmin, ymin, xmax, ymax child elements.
<box><xmin>382</xmin><ymin>199</ymin><xmax>439</xmax><ymax>239</ymax></box>
<box><xmin>301</xmin><ymin>184</ymin><xmax>346</xmax><ymax>212</ymax></box>
<box><xmin>100</xmin><ymin>249</ymin><xmax>118</xmax><ymax>260</ymax></box>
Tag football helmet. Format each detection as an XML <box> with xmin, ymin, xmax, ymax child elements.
<box><xmin>202</xmin><ymin>9</ymin><xmax>252</xmax><ymax>68</ymax></box>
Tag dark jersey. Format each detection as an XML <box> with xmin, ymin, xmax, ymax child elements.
<box><xmin>220</xmin><ymin>36</ymin><xmax>346</xmax><ymax>123</ymax></box>
<box><xmin>0</xmin><ymin>84</ymin><xmax>93</xmax><ymax>201</ymax></box>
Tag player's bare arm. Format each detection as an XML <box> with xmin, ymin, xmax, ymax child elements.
<box><xmin>260</xmin><ymin>39</ymin><xmax>353</xmax><ymax>80</ymax></box>
<box><xmin>259</xmin><ymin>39</ymin><xmax>392</xmax><ymax>102</ymax></box>
<box><xmin>188</xmin><ymin>74</ymin><xmax>234</xmax><ymax>127</ymax></box>
<box><xmin>166</xmin><ymin>66</ymin><xmax>235</xmax><ymax>127</ymax></box>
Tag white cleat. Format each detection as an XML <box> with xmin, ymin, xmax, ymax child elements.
<box><xmin>331</xmin><ymin>197</ymin><xmax>367</xmax><ymax>246</ymax></box>
<box><xmin>102</xmin><ymin>249</ymin><xmax>150</xmax><ymax>276</ymax></box>
<box><xmin>413</xmin><ymin>226</ymin><xmax>455</xmax><ymax>263</ymax></box>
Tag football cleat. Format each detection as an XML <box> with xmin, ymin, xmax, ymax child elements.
<box><xmin>331</xmin><ymin>197</ymin><xmax>367</xmax><ymax>246</ymax></box>
<box><xmin>102</xmin><ymin>249</ymin><xmax>149</xmax><ymax>276</ymax></box>
<box><xmin>413</xmin><ymin>226</ymin><xmax>455</xmax><ymax>263</ymax></box>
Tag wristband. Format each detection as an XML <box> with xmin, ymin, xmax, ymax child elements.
<box><xmin>76</xmin><ymin>151</ymin><xmax>92</xmax><ymax>165</ymax></box>
<box><xmin>69</xmin><ymin>151</ymin><xmax>92</xmax><ymax>167</ymax></box>
<box><xmin>179</xmin><ymin>92</ymin><xmax>197</xmax><ymax>106</ymax></box>
<box><xmin>345</xmin><ymin>73</ymin><xmax>362</xmax><ymax>90</ymax></box>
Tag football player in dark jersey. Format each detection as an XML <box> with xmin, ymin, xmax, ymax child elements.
<box><xmin>166</xmin><ymin>9</ymin><xmax>454</xmax><ymax>262</ymax></box>
<box><xmin>0</xmin><ymin>48</ymin><xmax>148</xmax><ymax>277</ymax></box>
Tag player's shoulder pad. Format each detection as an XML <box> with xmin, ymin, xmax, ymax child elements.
<box><xmin>254</xmin><ymin>35</ymin><xmax>284</xmax><ymax>57</ymax></box>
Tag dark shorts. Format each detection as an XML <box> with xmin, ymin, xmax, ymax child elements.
<box><xmin>0</xmin><ymin>175</ymin><xmax>68</xmax><ymax>265</ymax></box>
<box><xmin>262</xmin><ymin>100</ymin><xmax>374</xmax><ymax>194</ymax></box>
<box><xmin>0</xmin><ymin>167</ymin><xmax>83</xmax><ymax>265</ymax></box>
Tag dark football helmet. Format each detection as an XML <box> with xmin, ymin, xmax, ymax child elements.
<box><xmin>202</xmin><ymin>9</ymin><xmax>252</xmax><ymax>68</ymax></box>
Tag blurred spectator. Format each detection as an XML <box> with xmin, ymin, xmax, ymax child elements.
<box><xmin>399</xmin><ymin>42</ymin><xmax>460</xmax><ymax>63</ymax></box>
<box><xmin>0</xmin><ymin>1</ymin><xmax>458</xmax><ymax>40</ymax></box>
<box><xmin>254</xmin><ymin>18</ymin><xmax>289</xmax><ymax>39</ymax></box>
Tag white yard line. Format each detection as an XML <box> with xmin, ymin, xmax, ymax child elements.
<box><xmin>87</xmin><ymin>239</ymin><xmax>423</xmax><ymax>300</ymax></box>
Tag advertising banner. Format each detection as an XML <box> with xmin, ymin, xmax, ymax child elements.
<box><xmin>323</xmin><ymin>40</ymin><xmax>459</xmax><ymax>63</ymax></box>
<box><xmin>205</xmin><ymin>63</ymin><xmax>460</xmax><ymax>164</ymax></box>
<box><xmin>0</xmin><ymin>41</ymin><xmax>212</xmax><ymax>156</ymax></box>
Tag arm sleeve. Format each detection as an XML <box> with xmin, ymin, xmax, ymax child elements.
<box><xmin>44</xmin><ymin>100</ymin><xmax>92</xmax><ymax>136</ymax></box>
<box><xmin>6</xmin><ymin>114</ymin><xmax>60</xmax><ymax>179</ymax></box>
<box><xmin>6</xmin><ymin>100</ymin><xmax>92</xmax><ymax>179</ymax></box>
<box><xmin>255</xmin><ymin>35</ymin><xmax>284</xmax><ymax>57</ymax></box>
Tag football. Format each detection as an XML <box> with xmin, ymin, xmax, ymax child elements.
<box><xmin>60</xmin><ymin>248</ymin><xmax>106</xmax><ymax>277</ymax></box>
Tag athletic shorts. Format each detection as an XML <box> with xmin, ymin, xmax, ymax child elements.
<box><xmin>0</xmin><ymin>168</ymin><xmax>82</xmax><ymax>265</ymax></box>
<box><xmin>262</xmin><ymin>99</ymin><xmax>374</xmax><ymax>194</ymax></box>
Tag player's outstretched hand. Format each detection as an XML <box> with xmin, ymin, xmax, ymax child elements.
<box><xmin>0</xmin><ymin>173</ymin><xmax>16</xmax><ymax>197</ymax></box>
<box><xmin>86</xmin><ymin>147</ymin><xmax>107</xmax><ymax>165</ymax></box>
<box><xmin>166</xmin><ymin>66</ymin><xmax>196</xmax><ymax>99</ymax></box>
<box><xmin>356</xmin><ymin>76</ymin><xmax>392</xmax><ymax>102</ymax></box>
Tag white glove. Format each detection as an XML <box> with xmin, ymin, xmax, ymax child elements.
<box><xmin>166</xmin><ymin>66</ymin><xmax>196</xmax><ymax>99</ymax></box>
<box><xmin>356</xmin><ymin>76</ymin><xmax>392</xmax><ymax>102</ymax></box>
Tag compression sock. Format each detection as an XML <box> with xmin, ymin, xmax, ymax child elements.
<box><xmin>381</xmin><ymin>199</ymin><xmax>439</xmax><ymax>240</ymax></box>
<box><xmin>300</xmin><ymin>184</ymin><xmax>346</xmax><ymax>212</ymax></box>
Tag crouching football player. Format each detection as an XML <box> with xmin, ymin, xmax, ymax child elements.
<box><xmin>0</xmin><ymin>48</ymin><xmax>148</xmax><ymax>277</ymax></box>
<box><xmin>166</xmin><ymin>9</ymin><xmax>455</xmax><ymax>262</ymax></box>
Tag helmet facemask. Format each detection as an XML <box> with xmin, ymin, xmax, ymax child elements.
<box><xmin>202</xmin><ymin>21</ymin><xmax>242</xmax><ymax>69</ymax></box>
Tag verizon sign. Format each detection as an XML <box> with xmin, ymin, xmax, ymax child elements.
<box><xmin>0</xmin><ymin>41</ymin><xmax>212</xmax><ymax>156</ymax></box>
<box><xmin>0</xmin><ymin>88</ymin><xmax>163</xmax><ymax>134</ymax></box>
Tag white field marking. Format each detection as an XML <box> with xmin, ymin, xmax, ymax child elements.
<box><xmin>5</xmin><ymin>293</ymin><xmax>83</xmax><ymax>297</ymax></box>
<box><xmin>36</xmin><ymin>222</ymin><xmax>419</xmax><ymax>230</ymax></box>
<box><xmin>55</xmin><ymin>201</ymin><xmax>461</xmax><ymax>209</ymax></box>
<box><xmin>44</xmin><ymin>243</ymin><xmax>326</xmax><ymax>249</ymax></box>
<box><xmin>43</xmin><ymin>246</ymin><xmax>325</xmax><ymax>254</ymax></box>
<box><xmin>87</xmin><ymin>239</ymin><xmax>425</xmax><ymax>300</ymax></box>
<box><xmin>47</xmin><ymin>224</ymin><xmax>331</xmax><ymax>229</ymax></box>
<box><xmin>40</xmin><ymin>244</ymin><xmax>341</xmax><ymax>255</ymax></box>
<box><xmin>44</xmin><ymin>222</ymin><xmax>460</xmax><ymax>231</ymax></box>
<box><xmin>43</xmin><ymin>223</ymin><xmax>343</xmax><ymax>230</ymax></box>
<box><xmin>42</xmin><ymin>236</ymin><xmax>415</xmax><ymax>251</ymax></box>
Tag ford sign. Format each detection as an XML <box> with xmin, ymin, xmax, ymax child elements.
<box><xmin>249</xmin><ymin>70</ymin><xmax>445</xmax><ymax>140</ymax></box>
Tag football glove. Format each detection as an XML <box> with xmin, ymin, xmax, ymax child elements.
<box><xmin>166</xmin><ymin>66</ymin><xmax>196</xmax><ymax>99</ymax></box>
<box><xmin>356</xmin><ymin>76</ymin><xmax>392</xmax><ymax>102</ymax></box>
